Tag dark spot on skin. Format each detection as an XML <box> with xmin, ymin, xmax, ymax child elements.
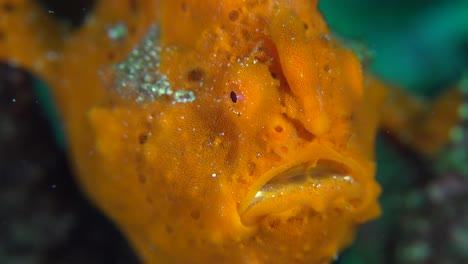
<box><xmin>303</xmin><ymin>22</ymin><xmax>308</xmax><ymax>30</ymax></box>
<box><xmin>230</xmin><ymin>91</ymin><xmax>237</xmax><ymax>103</ymax></box>
<box><xmin>146</xmin><ymin>196</ymin><xmax>154</xmax><ymax>204</ymax></box>
<box><xmin>2</xmin><ymin>2</ymin><xmax>15</xmax><ymax>12</ymax></box>
<box><xmin>280</xmin><ymin>99</ymin><xmax>286</xmax><ymax>107</ymax></box>
<box><xmin>270</xmin><ymin>71</ymin><xmax>277</xmax><ymax>79</ymax></box>
<box><xmin>247</xmin><ymin>162</ymin><xmax>256</xmax><ymax>175</ymax></box>
<box><xmin>274</xmin><ymin>126</ymin><xmax>284</xmax><ymax>133</ymax></box>
<box><xmin>228</xmin><ymin>10</ymin><xmax>239</xmax><ymax>21</ymax></box>
<box><xmin>165</xmin><ymin>225</ymin><xmax>173</xmax><ymax>234</ymax></box>
<box><xmin>138</xmin><ymin>133</ymin><xmax>148</xmax><ymax>144</ymax></box>
<box><xmin>268</xmin><ymin>219</ymin><xmax>281</xmax><ymax>230</ymax></box>
<box><xmin>108</xmin><ymin>51</ymin><xmax>116</xmax><ymax>61</ymax></box>
<box><xmin>129</xmin><ymin>0</ymin><xmax>137</xmax><ymax>12</ymax></box>
<box><xmin>138</xmin><ymin>173</ymin><xmax>146</xmax><ymax>183</ymax></box>
<box><xmin>181</xmin><ymin>2</ymin><xmax>187</xmax><ymax>12</ymax></box>
<box><xmin>187</xmin><ymin>68</ymin><xmax>205</xmax><ymax>82</ymax></box>
<box><xmin>190</xmin><ymin>210</ymin><xmax>200</xmax><ymax>220</ymax></box>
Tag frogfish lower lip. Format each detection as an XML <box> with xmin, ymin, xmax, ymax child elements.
<box><xmin>239</xmin><ymin>158</ymin><xmax>364</xmax><ymax>226</ymax></box>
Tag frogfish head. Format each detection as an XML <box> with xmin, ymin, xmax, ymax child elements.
<box><xmin>87</xmin><ymin>0</ymin><xmax>382</xmax><ymax>263</ymax></box>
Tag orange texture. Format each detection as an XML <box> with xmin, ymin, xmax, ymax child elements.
<box><xmin>1</xmin><ymin>0</ymin><xmax>457</xmax><ymax>263</ymax></box>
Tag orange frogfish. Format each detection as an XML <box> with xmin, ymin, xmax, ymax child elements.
<box><xmin>0</xmin><ymin>0</ymin><xmax>461</xmax><ymax>263</ymax></box>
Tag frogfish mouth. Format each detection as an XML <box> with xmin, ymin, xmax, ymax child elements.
<box><xmin>240</xmin><ymin>146</ymin><xmax>368</xmax><ymax>226</ymax></box>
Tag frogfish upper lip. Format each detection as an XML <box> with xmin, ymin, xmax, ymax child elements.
<box><xmin>239</xmin><ymin>146</ymin><xmax>365</xmax><ymax>226</ymax></box>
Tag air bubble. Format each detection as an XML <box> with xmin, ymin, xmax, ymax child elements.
<box><xmin>107</xmin><ymin>22</ymin><xmax>128</xmax><ymax>41</ymax></box>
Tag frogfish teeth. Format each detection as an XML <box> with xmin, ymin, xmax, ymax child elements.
<box><xmin>0</xmin><ymin>0</ymin><xmax>384</xmax><ymax>263</ymax></box>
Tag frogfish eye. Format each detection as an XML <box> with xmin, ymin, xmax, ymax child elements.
<box><xmin>224</xmin><ymin>61</ymin><xmax>279</xmax><ymax>119</ymax></box>
<box><xmin>226</xmin><ymin>81</ymin><xmax>248</xmax><ymax>116</ymax></box>
<box><xmin>230</xmin><ymin>91</ymin><xmax>237</xmax><ymax>103</ymax></box>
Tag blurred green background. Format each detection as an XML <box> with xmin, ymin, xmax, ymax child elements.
<box><xmin>320</xmin><ymin>0</ymin><xmax>468</xmax><ymax>96</ymax></box>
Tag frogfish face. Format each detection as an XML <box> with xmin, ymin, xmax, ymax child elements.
<box><xmin>81</xmin><ymin>0</ymin><xmax>382</xmax><ymax>263</ymax></box>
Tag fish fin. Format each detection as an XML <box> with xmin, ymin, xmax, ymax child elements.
<box><xmin>379</xmin><ymin>78</ymin><xmax>462</xmax><ymax>155</ymax></box>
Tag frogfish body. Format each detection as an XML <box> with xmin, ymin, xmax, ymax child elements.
<box><xmin>0</xmin><ymin>0</ymin><xmax>386</xmax><ymax>263</ymax></box>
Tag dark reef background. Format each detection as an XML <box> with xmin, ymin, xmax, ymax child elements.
<box><xmin>0</xmin><ymin>0</ymin><xmax>139</xmax><ymax>263</ymax></box>
<box><xmin>0</xmin><ymin>0</ymin><xmax>467</xmax><ymax>263</ymax></box>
